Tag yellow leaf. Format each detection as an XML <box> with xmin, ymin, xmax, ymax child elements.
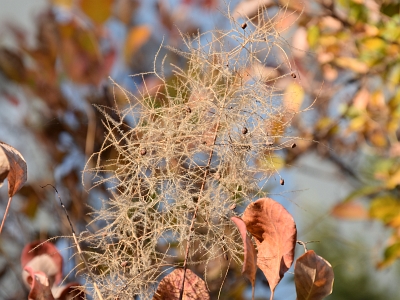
<box><xmin>124</xmin><ymin>25</ymin><xmax>151</xmax><ymax>63</ymax></box>
<box><xmin>334</xmin><ymin>57</ymin><xmax>368</xmax><ymax>74</ymax></box>
<box><xmin>362</xmin><ymin>37</ymin><xmax>386</xmax><ymax>51</ymax></box>
<box><xmin>370</xmin><ymin>195</ymin><xmax>400</xmax><ymax>224</ymax></box>
<box><xmin>283</xmin><ymin>82</ymin><xmax>304</xmax><ymax>113</ymax></box>
<box><xmin>386</xmin><ymin>168</ymin><xmax>400</xmax><ymax>189</ymax></box>
<box><xmin>51</xmin><ymin>0</ymin><xmax>73</xmax><ymax>8</ymax></box>
<box><xmin>80</xmin><ymin>0</ymin><xmax>114</xmax><ymax>24</ymax></box>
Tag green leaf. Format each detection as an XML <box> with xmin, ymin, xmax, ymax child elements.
<box><xmin>377</xmin><ymin>242</ymin><xmax>400</xmax><ymax>269</ymax></box>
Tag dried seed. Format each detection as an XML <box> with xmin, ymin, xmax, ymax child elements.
<box><xmin>280</xmin><ymin>178</ymin><xmax>285</xmax><ymax>185</ymax></box>
<box><xmin>242</xmin><ymin>127</ymin><xmax>248</xmax><ymax>134</ymax></box>
<box><xmin>241</xmin><ymin>22</ymin><xmax>247</xmax><ymax>29</ymax></box>
<box><xmin>186</xmin><ymin>107</ymin><xmax>191</xmax><ymax>113</ymax></box>
<box><xmin>121</xmin><ymin>261</ymin><xmax>128</xmax><ymax>267</ymax></box>
<box><xmin>223</xmin><ymin>253</ymin><xmax>228</xmax><ymax>260</ymax></box>
<box><xmin>140</xmin><ymin>148</ymin><xmax>147</xmax><ymax>155</ymax></box>
<box><xmin>291</xmin><ymin>72</ymin><xmax>297</xmax><ymax>78</ymax></box>
<box><xmin>291</xmin><ymin>143</ymin><xmax>297</xmax><ymax>148</ymax></box>
<box><xmin>229</xmin><ymin>203</ymin><xmax>236</xmax><ymax>210</ymax></box>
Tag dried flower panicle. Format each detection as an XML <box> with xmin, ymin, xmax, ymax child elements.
<box><xmin>82</xmin><ymin>7</ymin><xmax>302</xmax><ymax>300</ymax></box>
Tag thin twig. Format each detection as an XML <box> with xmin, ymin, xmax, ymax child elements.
<box><xmin>179</xmin><ymin>117</ymin><xmax>222</xmax><ymax>300</ymax></box>
<box><xmin>0</xmin><ymin>197</ymin><xmax>12</xmax><ymax>235</ymax></box>
<box><xmin>41</xmin><ymin>184</ymin><xmax>104</xmax><ymax>300</ymax></box>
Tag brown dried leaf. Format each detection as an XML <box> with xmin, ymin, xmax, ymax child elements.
<box><xmin>242</xmin><ymin>198</ymin><xmax>297</xmax><ymax>299</ymax></box>
<box><xmin>0</xmin><ymin>142</ymin><xmax>27</xmax><ymax>197</ymax></box>
<box><xmin>153</xmin><ymin>269</ymin><xmax>210</xmax><ymax>300</ymax></box>
<box><xmin>231</xmin><ymin>217</ymin><xmax>257</xmax><ymax>289</ymax></box>
<box><xmin>294</xmin><ymin>250</ymin><xmax>334</xmax><ymax>300</ymax></box>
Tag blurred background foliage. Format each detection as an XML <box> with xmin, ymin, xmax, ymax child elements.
<box><xmin>1</xmin><ymin>0</ymin><xmax>400</xmax><ymax>299</ymax></box>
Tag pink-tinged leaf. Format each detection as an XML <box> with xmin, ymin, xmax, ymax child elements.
<box><xmin>294</xmin><ymin>250</ymin><xmax>334</xmax><ymax>300</ymax></box>
<box><xmin>0</xmin><ymin>142</ymin><xmax>27</xmax><ymax>197</ymax></box>
<box><xmin>153</xmin><ymin>268</ymin><xmax>210</xmax><ymax>300</ymax></box>
<box><xmin>24</xmin><ymin>266</ymin><xmax>55</xmax><ymax>300</ymax></box>
<box><xmin>331</xmin><ymin>201</ymin><xmax>369</xmax><ymax>220</ymax></box>
<box><xmin>231</xmin><ymin>216</ymin><xmax>257</xmax><ymax>298</ymax></box>
<box><xmin>242</xmin><ymin>198</ymin><xmax>297</xmax><ymax>299</ymax></box>
<box><xmin>21</xmin><ymin>241</ymin><xmax>63</xmax><ymax>286</ymax></box>
<box><xmin>0</xmin><ymin>147</ymin><xmax>10</xmax><ymax>187</ymax></box>
<box><xmin>52</xmin><ymin>282</ymin><xmax>85</xmax><ymax>300</ymax></box>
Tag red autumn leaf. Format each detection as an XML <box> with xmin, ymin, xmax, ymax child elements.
<box><xmin>242</xmin><ymin>198</ymin><xmax>297</xmax><ymax>299</ymax></box>
<box><xmin>153</xmin><ymin>268</ymin><xmax>210</xmax><ymax>300</ymax></box>
<box><xmin>231</xmin><ymin>216</ymin><xmax>257</xmax><ymax>297</ymax></box>
<box><xmin>21</xmin><ymin>241</ymin><xmax>64</xmax><ymax>287</ymax></box>
<box><xmin>294</xmin><ymin>250</ymin><xmax>334</xmax><ymax>300</ymax></box>
<box><xmin>24</xmin><ymin>266</ymin><xmax>55</xmax><ymax>300</ymax></box>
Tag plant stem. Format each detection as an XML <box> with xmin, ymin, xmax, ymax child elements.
<box><xmin>0</xmin><ymin>197</ymin><xmax>12</xmax><ymax>235</ymax></box>
<box><xmin>179</xmin><ymin>117</ymin><xmax>222</xmax><ymax>300</ymax></box>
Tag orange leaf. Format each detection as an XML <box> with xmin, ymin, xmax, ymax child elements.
<box><xmin>331</xmin><ymin>201</ymin><xmax>369</xmax><ymax>220</ymax></box>
<box><xmin>231</xmin><ymin>216</ymin><xmax>257</xmax><ymax>295</ymax></box>
<box><xmin>242</xmin><ymin>198</ymin><xmax>297</xmax><ymax>299</ymax></box>
<box><xmin>0</xmin><ymin>142</ymin><xmax>27</xmax><ymax>197</ymax></box>
<box><xmin>153</xmin><ymin>268</ymin><xmax>210</xmax><ymax>300</ymax></box>
<box><xmin>124</xmin><ymin>25</ymin><xmax>151</xmax><ymax>63</ymax></box>
<box><xmin>294</xmin><ymin>250</ymin><xmax>334</xmax><ymax>300</ymax></box>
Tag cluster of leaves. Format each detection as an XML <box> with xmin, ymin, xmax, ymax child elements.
<box><xmin>244</xmin><ymin>0</ymin><xmax>400</xmax><ymax>268</ymax></box>
<box><xmin>152</xmin><ymin>198</ymin><xmax>334</xmax><ymax>300</ymax></box>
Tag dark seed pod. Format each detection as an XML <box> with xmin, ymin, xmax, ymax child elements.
<box><xmin>280</xmin><ymin>178</ymin><xmax>285</xmax><ymax>185</ymax></box>
<box><xmin>140</xmin><ymin>148</ymin><xmax>147</xmax><ymax>156</ymax></box>
<box><xmin>241</xmin><ymin>22</ymin><xmax>247</xmax><ymax>29</ymax></box>
<box><xmin>186</xmin><ymin>107</ymin><xmax>191</xmax><ymax>113</ymax></box>
<box><xmin>291</xmin><ymin>143</ymin><xmax>297</xmax><ymax>148</ymax></box>
<box><xmin>242</xmin><ymin>127</ymin><xmax>248</xmax><ymax>134</ymax></box>
<box><xmin>291</xmin><ymin>72</ymin><xmax>297</xmax><ymax>78</ymax></box>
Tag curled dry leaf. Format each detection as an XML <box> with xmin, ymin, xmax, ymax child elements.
<box><xmin>0</xmin><ymin>141</ymin><xmax>27</xmax><ymax>197</ymax></box>
<box><xmin>294</xmin><ymin>250</ymin><xmax>334</xmax><ymax>300</ymax></box>
<box><xmin>231</xmin><ymin>217</ymin><xmax>257</xmax><ymax>293</ymax></box>
<box><xmin>21</xmin><ymin>241</ymin><xmax>64</xmax><ymax>287</ymax></box>
<box><xmin>24</xmin><ymin>266</ymin><xmax>55</xmax><ymax>300</ymax></box>
<box><xmin>242</xmin><ymin>198</ymin><xmax>297</xmax><ymax>299</ymax></box>
<box><xmin>153</xmin><ymin>268</ymin><xmax>210</xmax><ymax>300</ymax></box>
